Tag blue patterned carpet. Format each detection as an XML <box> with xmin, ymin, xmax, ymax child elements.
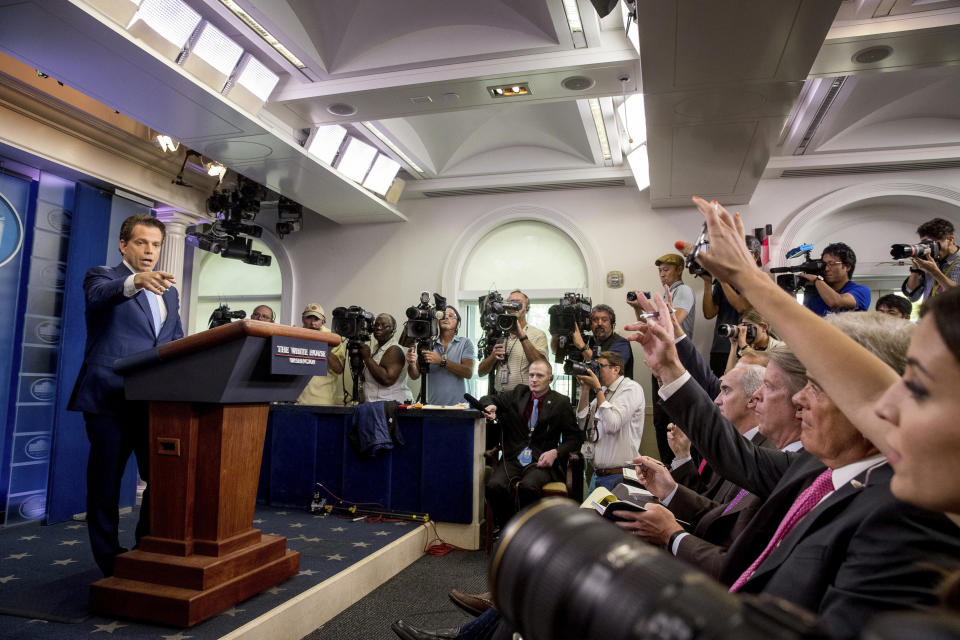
<box><xmin>0</xmin><ymin>505</ymin><xmax>415</xmax><ymax>639</ymax></box>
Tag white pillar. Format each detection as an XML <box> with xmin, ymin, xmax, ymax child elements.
<box><xmin>155</xmin><ymin>211</ymin><xmax>193</xmax><ymax>288</ymax></box>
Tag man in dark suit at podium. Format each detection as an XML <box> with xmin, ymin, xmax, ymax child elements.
<box><xmin>68</xmin><ymin>214</ymin><xmax>184</xmax><ymax>576</ymax></box>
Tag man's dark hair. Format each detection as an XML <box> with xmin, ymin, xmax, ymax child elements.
<box><xmin>875</xmin><ymin>294</ymin><xmax>912</xmax><ymax>319</ymax></box>
<box><xmin>120</xmin><ymin>214</ymin><xmax>165</xmax><ymax>243</ymax></box>
<box><xmin>822</xmin><ymin>242</ymin><xmax>857</xmax><ymax>278</ymax></box>
<box><xmin>591</xmin><ymin>304</ymin><xmax>616</xmax><ymax>327</ymax></box>
<box><xmin>598</xmin><ymin>350</ymin><xmax>623</xmax><ymax>371</ymax></box>
<box><xmin>917</xmin><ymin>218</ymin><xmax>955</xmax><ymax>241</ymax></box>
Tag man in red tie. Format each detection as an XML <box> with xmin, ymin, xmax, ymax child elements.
<box><xmin>624</xmin><ymin>295</ymin><xmax>960</xmax><ymax>639</ymax></box>
<box><xmin>480</xmin><ymin>360</ymin><xmax>580</xmax><ymax>530</ymax></box>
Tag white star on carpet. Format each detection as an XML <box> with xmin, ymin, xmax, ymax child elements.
<box><xmin>267</xmin><ymin>586</ymin><xmax>286</xmax><ymax>595</ymax></box>
<box><xmin>374</xmin><ymin>531</ymin><xmax>390</xmax><ymax>536</ymax></box>
<box><xmin>161</xmin><ymin>632</ymin><xmax>193</xmax><ymax>639</ymax></box>
<box><xmin>91</xmin><ymin>620</ymin><xmax>126</xmax><ymax>633</ymax></box>
<box><xmin>298</xmin><ymin>569</ymin><xmax>316</xmax><ymax>576</ymax></box>
<box><xmin>352</xmin><ymin>541</ymin><xmax>370</xmax><ymax>548</ymax></box>
<box><xmin>52</xmin><ymin>558</ymin><xmax>77</xmax><ymax>566</ymax></box>
<box><xmin>66</xmin><ymin>524</ymin><xmax>85</xmax><ymax>530</ymax></box>
<box><xmin>19</xmin><ymin>535</ymin><xmax>38</xmax><ymax>540</ymax></box>
<box><xmin>326</xmin><ymin>554</ymin><xmax>344</xmax><ymax>561</ymax></box>
<box><xmin>26</xmin><ymin>619</ymin><xmax>48</xmax><ymax>624</ymax></box>
<box><xmin>5</xmin><ymin>552</ymin><xmax>30</xmax><ymax>559</ymax></box>
<box><xmin>289</xmin><ymin>523</ymin><xmax>304</xmax><ymax>528</ymax></box>
<box><xmin>275</xmin><ymin>511</ymin><xmax>288</xmax><ymax>515</ymax></box>
<box><xmin>60</xmin><ymin>539</ymin><xmax>81</xmax><ymax>545</ymax></box>
<box><xmin>330</xmin><ymin>527</ymin><xmax>345</xmax><ymax>532</ymax></box>
<box><xmin>302</xmin><ymin>536</ymin><xmax>320</xmax><ymax>543</ymax></box>
<box><xmin>219</xmin><ymin>607</ymin><xmax>244</xmax><ymax>617</ymax></box>
<box><xmin>253</xmin><ymin>519</ymin><xmax>264</xmax><ymax>524</ymax></box>
<box><xmin>0</xmin><ymin>575</ymin><xmax>18</xmax><ymax>583</ymax></box>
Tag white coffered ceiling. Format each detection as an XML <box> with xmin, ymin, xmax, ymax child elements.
<box><xmin>0</xmin><ymin>0</ymin><xmax>958</xmax><ymax>221</ymax></box>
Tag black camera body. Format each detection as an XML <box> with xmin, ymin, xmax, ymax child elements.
<box><xmin>686</xmin><ymin>222</ymin><xmax>710</xmax><ymax>277</ymax></box>
<box><xmin>770</xmin><ymin>245</ymin><xmax>824</xmax><ymax>293</ymax></box>
<box><xmin>891</xmin><ymin>239</ymin><xmax>940</xmax><ymax>261</ymax></box>
<box><xmin>564</xmin><ymin>358</ymin><xmax>601</xmax><ymax>377</ymax></box>
<box><xmin>626</xmin><ymin>291</ymin><xmax>651</xmax><ymax>302</ymax></box>
<box><xmin>547</xmin><ymin>293</ymin><xmax>593</xmax><ymax>356</ymax></box>
<box><xmin>332</xmin><ymin>305</ymin><xmax>374</xmax><ymax>343</ymax></box>
<box><xmin>477</xmin><ymin>291</ymin><xmax>522</xmax><ymax>358</ymax></box>
<box><xmin>208</xmin><ymin>304</ymin><xmax>245</xmax><ymax>329</ymax></box>
<box><xmin>406</xmin><ymin>292</ymin><xmax>446</xmax><ymax>341</ymax></box>
<box><xmin>717</xmin><ymin>323</ymin><xmax>757</xmax><ymax>342</ymax></box>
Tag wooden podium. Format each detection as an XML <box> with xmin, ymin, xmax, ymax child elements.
<box><xmin>88</xmin><ymin>321</ymin><xmax>340</xmax><ymax>627</ymax></box>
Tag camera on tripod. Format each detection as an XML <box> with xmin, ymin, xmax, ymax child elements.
<box><xmin>769</xmin><ymin>244</ymin><xmax>825</xmax><ymax>293</ymax></box>
<box><xmin>406</xmin><ymin>292</ymin><xmax>447</xmax><ymax>341</ymax></box>
<box><xmin>477</xmin><ymin>291</ymin><xmax>522</xmax><ymax>358</ymax></box>
<box><xmin>890</xmin><ymin>239</ymin><xmax>939</xmax><ymax>261</ymax></box>
<box><xmin>331</xmin><ymin>305</ymin><xmax>374</xmax><ymax>343</ymax></box>
<box><xmin>208</xmin><ymin>304</ymin><xmax>245</xmax><ymax>329</ymax></box>
<box><xmin>717</xmin><ymin>323</ymin><xmax>757</xmax><ymax>342</ymax></box>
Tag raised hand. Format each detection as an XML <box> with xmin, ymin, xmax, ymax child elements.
<box><xmin>691</xmin><ymin>197</ymin><xmax>759</xmax><ymax>288</ymax></box>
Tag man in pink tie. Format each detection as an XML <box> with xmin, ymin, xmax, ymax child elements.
<box><xmin>622</xmin><ymin>295</ymin><xmax>960</xmax><ymax>639</ymax></box>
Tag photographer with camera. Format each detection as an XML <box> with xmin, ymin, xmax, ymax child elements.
<box><xmin>800</xmin><ymin>242</ymin><xmax>871</xmax><ymax>316</ymax></box>
<box><xmin>900</xmin><ymin>217</ymin><xmax>960</xmax><ymax>302</ymax></box>
<box><xmin>702</xmin><ymin>236</ymin><xmax>759</xmax><ymax>377</ymax></box>
<box><xmin>568</xmin><ymin>304</ymin><xmax>634</xmax><ymax>379</ymax></box>
<box><xmin>477</xmin><ymin>290</ymin><xmax>548</xmax><ymax>393</ymax></box>
<box><xmin>406</xmin><ymin>306</ymin><xmax>475</xmax><ymax>406</ymax></box>
<box><xmin>360</xmin><ymin>313</ymin><xmax>411</xmax><ymax>403</ymax></box>
<box><xmin>574</xmin><ymin>351</ymin><xmax>644</xmax><ymax>491</ymax></box>
<box><xmin>296</xmin><ymin>303</ymin><xmax>346</xmax><ymax>405</ymax></box>
<box><xmin>723</xmin><ymin>308</ymin><xmax>784</xmax><ymax>373</ymax></box>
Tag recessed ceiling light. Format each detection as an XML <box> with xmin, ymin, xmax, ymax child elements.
<box><xmin>488</xmin><ymin>83</ymin><xmax>530</xmax><ymax>98</ymax></box>
<box><xmin>126</xmin><ymin>0</ymin><xmax>201</xmax><ymax>60</ymax></box>
<box><xmin>561</xmin><ymin>75</ymin><xmax>595</xmax><ymax>91</ymax></box>
<box><xmin>853</xmin><ymin>45</ymin><xmax>893</xmax><ymax>64</ymax></box>
<box><xmin>588</xmin><ymin>98</ymin><xmax>611</xmax><ymax>161</ymax></box>
<box><xmin>327</xmin><ymin>103</ymin><xmax>358</xmax><ymax>116</ymax></box>
<box><xmin>182</xmin><ymin>21</ymin><xmax>244</xmax><ymax>91</ymax></box>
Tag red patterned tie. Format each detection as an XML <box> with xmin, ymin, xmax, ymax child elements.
<box><xmin>698</xmin><ymin>459</ymin><xmax>708</xmax><ymax>475</ymax></box>
<box><xmin>729</xmin><ymin>469</ymin><xmax>834</xmax><ymax>592</ymax></box>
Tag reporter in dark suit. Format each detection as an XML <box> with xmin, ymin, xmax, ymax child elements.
<box><xmin>622</xmin><ymin>292</ymin><xmax>960</xmax><ymax>640</ymax></box>
<box><xmin>481</xmin><ymin>360</ymin><xmax>580</xmax><ymax>528</ymax></box>
<box><xmin>68</xmin><ymin>214</ymin><xmax>184</xmax><ymax>576</ymax></box>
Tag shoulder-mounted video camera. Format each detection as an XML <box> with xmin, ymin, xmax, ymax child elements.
<box><xmin>477</xmin><ymin>291</ymin><xmax>522</xmax><ymax>358</ymax></box>
<box><xmin>770</xmin><ymin>244</ymin><xmax>825</xmax><ymax>293</ymax></box>
<box><xmin>406</xmin><ymin>292</ymin><xmax>446</xmax><ymax>341</ymax></box>
<box><xmin>208</xmin><ymin>304</ymin><xmax>245</xmax><ymax>329</ymax></box>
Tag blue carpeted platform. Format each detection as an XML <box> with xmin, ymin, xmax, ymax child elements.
<box><xmin>0</xmin><ymin>504</ymin><xmax>414</xmax><ymax>639</ymax></box>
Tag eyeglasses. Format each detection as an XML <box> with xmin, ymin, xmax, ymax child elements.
<box><xmin>597</xmin><ymin>363</ymin><xmax>616</xmax><ymax>369</ymax></box>
<box><xmin>823</xmin><ymin>260</ymin><xmax>845</xmax><ymax>268</ymax></box>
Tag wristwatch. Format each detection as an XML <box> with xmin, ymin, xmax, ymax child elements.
<box><xmin>440</xmin><ymin>354</ymin><xmax>448</xmax><ymax>368</ymax></box>
<box><xmin>816</xmin><ymin>275</ymin><xmax>825</xmax><ymax>281</ymax></box>
<box><xmin>519</xmin><ymin>335</ymin><xmax>529</xmax><ymax>342</ymax></box>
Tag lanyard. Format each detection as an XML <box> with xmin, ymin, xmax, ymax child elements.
<box><xmin>931</xmin><ymin>252</ymin><xmax>960</xmax><ymax>297</ymax></box>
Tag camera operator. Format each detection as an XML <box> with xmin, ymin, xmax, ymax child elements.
<box><xmin>295</xmin><ymin>303</ymin><xmax>346</xmax><ymax>406</ymax></box>
<box><xmin>360</xmin><ymin>313</ymin><xmax>411</xmax><ymax>403</ymax></box>
<box><xmin>250</xmin><ymin>304</ymin><xmax>274</xmax><ymax>322</ymax></box>
<box><xmin>724</xmin><ymin>308</ymin><xmax>784</xmax><ymax>373</ymax></box>
<box><xmin>574</xmin><ymin>351</ymin><xmax>644</xmax><ymax>491</ymax></box>
<box><xmin>569</xmin><ymin>304</ymin><xmax>634</xmax><ymax>379</ymax></box>
<box><xmin>477</xmin><ymin>290</ymin><xmax>548</xmax><ymax>393</ymax></box>
<box><xmin>901</xmin><ymin>217</ymin><xmax>960</xmax><ymax>302</ymax></box>
<box><xmin>800</xmin><ymin>242</ymin><xmax>870</xmax><ymax>316</ymax></box>
<box><xmin>874</xmin><ymin>294</ymin><xmax>912</xmax><ymax>320</ymax></box>
<box><xmin>702</xmin><ymin>236</ymin><xmax>759</xmax><ymax>377</ymax></box>
<box><xmin>406</xmin><ymin>306</ymin><xmax>476</xmax><ymax>406</ymax></box>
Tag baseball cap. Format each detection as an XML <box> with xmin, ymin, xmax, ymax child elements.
<box><xmin>655</xmin><ymin>253</ymin><xmax>684</xmax><ymax>267</ymax></box>
<box><xmin>302</xmin><ymin>303</ymin><xmax>325</xmax><ymax>319</ymax></box>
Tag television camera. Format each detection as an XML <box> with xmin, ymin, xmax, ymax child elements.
<box><xmin>770</xmin><ymin>244</ymin><xmax>825</xmax><ymax>293</ymax></box>
<box><xmin>476</xmin><ymin>291</ymin><xmax>523</xmax><ymax>359</ymax></box>
<box><xmin>331</xmin><ymin>305</ymin><xmax>375</xmax><ymax>404</ymax></box>
<box><xmin>186</xmin><ymin>176</ymin><xmax>272</xmax><ymax>266</ymax></box>
<box><xmin>406</xmin><ymin>292</ymin><xmax>447</xmax><ymax>403</ymax></box>
<box><xmin>548</xmin><ymin>293</ymin><xmax>594</xmax><ymax>374</ymax></box>
<box><xmin>207</xmin><ymin>304</ymin><xmax>245</xmax><ymax>329</ymax></box>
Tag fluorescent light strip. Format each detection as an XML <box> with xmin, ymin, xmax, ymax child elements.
<box><xmin>562</xmin><ymin>0</ymin><xmax>583</xmax><ymax>33</ymax></box>
<box><xmin>130</xmin><ymin>0</ymin><xmax>201</xmax><ymax>49</ymax></box>
<box><xmin>363</xmin><ymin>155</ymin><xmax>401</xmax><ymax>196</ymax></box>
<box><xmin>218</xmin><ymin>0</ymin><xmax>306</xmax><ymax>69</ymax></box>
<box><xmin>360</xmin><ymin>121</ymin><xmax>424</xmax><ymax>175</ymax></box>
<box><xmin>235</xmin><ymin>54</ymin><xmax>279</xmax><ymax>102</ymax></box>
<box><xmin>588</xmin><ymin>98</ymin><xmax>611</xmax><ymax>161</ymax></box>
<box><xmin>190</xmin><ymin>21</ymin><xmax>243</xmax><ymax>76</ymax></box>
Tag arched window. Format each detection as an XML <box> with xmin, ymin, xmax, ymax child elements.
<box><xmin>191</xmin><ymin>238</ymin><xmax>282</xmax><ymax>333</ymax></box>
<box><xmin>458</xmin><ymin>220</ymin><xmax>590</xmax><ymax>397</ymax></box>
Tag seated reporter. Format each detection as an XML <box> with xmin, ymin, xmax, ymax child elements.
<box><xmin>481</xmin><ymin>360</ymin><xmax>581</xmax><ymax>529</ymax></box>
<box><xmin>574</xmin><ymin>351</ymin><xmax>644</xmax><ymax>491</ymax></box>
<box><xmin>623</xmin><ymin>290</ymin><xmax>960</xmax><ymax>640</ymax></box>
<box><xmin>360</xmin><ymin>313</ymin><xmax>411</xmax><ymax>403</ymax></box>
<box><xmin>406</xmin><ymin>306</ymin><xmax>475</xmax><ymax>406</ymax></box>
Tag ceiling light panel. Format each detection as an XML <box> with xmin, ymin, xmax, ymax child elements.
<box><xmin>360</xmin><ymin>121</ymin><xmax>424</xmax><ymax>175</ymax></box>
<box><xmin>588</xmin><ymin>98</ymin><xmax>612</xmax><ymax>161</ymax></box>
<box><xmin>337</xmin><ymin>137</ymin><xmax>377</xmax><ymax>184</ymax></box>
<box><xmin>363</xmin><ymin>155</ymin><xmax>401</xmax><ymax>196</ymax></box>
<box><xmin>182</xmin><ymin>21</ymin><xmax>243</xmax><ymax>91</ymax></box>
<box><xmin>305</xmin><ymin>125</ymin><xmax>348</xmax><ymax>165</ymax></box>
<box><xmin>223</xmin><ymin>53</ymin><xmax>280</xmax><ymax>113</ymax></box>
<box><xmin>127</xmin><ymin>0</ymin><xmax>201</xmax><ymax>60</ymax></box>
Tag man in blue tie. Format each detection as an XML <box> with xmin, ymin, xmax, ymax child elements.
<box><xmin>68</xmin><ymin>214</ymin><xmax>184</xmax><ymax>576</ymax></box>
<box><xmin>480</xmin><ymin>360</ymin><xmax>580</xmax><ymax>530</ymax></box>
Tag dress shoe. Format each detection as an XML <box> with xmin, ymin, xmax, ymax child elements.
<box><xmin>392</xmin><ymin>619</ymin><xmax>461</xmax><ymax>640</ymax></box>
<box><xmin>449</xmin><ymin>589</ymin><xmax>494</xmax><ymax>616</ymax></box>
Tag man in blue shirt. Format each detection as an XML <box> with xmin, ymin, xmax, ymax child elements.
<box><xmin>801</xmin><ymin>242</ymin><xmax>870</xmax><ymax>316</ymax></box>
<box><xmin>406</xmin><ymin>305</ymin><xmax>475</xmax><ymax>405</ymax></box>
